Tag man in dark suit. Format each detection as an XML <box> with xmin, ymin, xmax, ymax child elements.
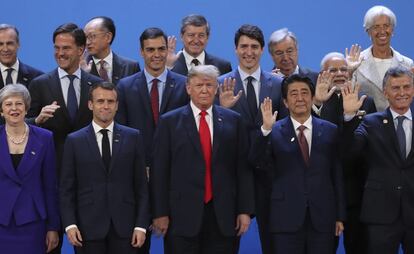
<box><xmin>342</xmin><ymin>66</ymin><xmax>414</xmax><ymax>254</ymax></box>
<box><xmin>167</xmin><ymin>14</ymin><xmax>232</xmax><ymax>76</ymax></box>
<box><xmin>151</xmin><ymin>65</ymin><xmax>254</xmax><ymax>254</ymax></box>
<box><xmin>117</xmin><ymin>27</ymin><xmax>188</xmax><ymax>168</ymax></box>
<box><xmin>60</xmin><ymin>82</ymin><xmax>149</xmax><ymax>254</ymax></box>
<box><xmin>218</xmin><ymin>24</ymin><xmax>283</xmax><ymax>254</ymax></box>
<box><xmin>83</xmin><ymin>16</ymin><xmax>140</xmax><ymax>84</ymax></box>
<box><xmin>314</xmin><ymin>52</ymin><xmax>376</xmax><ymax>254</ymax></box>
<box><xmin>249</xmin><ymin>75</ymin><xmax>346</xmax><ymax>254</ymax></box>
<box><xmin>0</xmin><ymin>24</ymin><xmax>43</xmax><ymax>89</ymax></box>
<box><xmin>268</xmin><ymin>28</ymin><xmax>318</xmax><ymax>86</ymax></box>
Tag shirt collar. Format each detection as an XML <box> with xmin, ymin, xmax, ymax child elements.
<box><xmin>0</xmin><ymin>59</ymin><xmax>19</xmax><ymax>73</ymax></box>
<box><xmin>190</xmin><ymin>100</ymin><xmax>213</xmax><ymax>119</ymax></box>
<box><xmin>292</xmin><ymin>65</ymin><xmax>300</xmax><ymax>75</ymax></box>
<box><xmin>92</xmin><ymin>120</ymin><xmax>114</xmax><ymax>134</ymax></box>
<box><xmin>238</xmin><ymin>66</ymin><xmax>261</xmax><ymax>82</ymax></box>
<box><xmin>144</xmin><ymin>68</ymin><xmax>168</xmax><ymax>83</ymax></box>
<box><xmin>390</xmin><ymin>108</ymin><xmax>412</xmax><ymax>121</ymax></box>
<box><xmin>183</xmin><ymin>49</ymin><xmax>205</xmax><ymax>66</ymax></box>
<box><xmin>290</xmin><ymin>115</ymin><xmax>313</xmax><ymax>132</ymax></box>
<box><xmin>58</xmin><ymin>67</ymin><xmax>81</xmax><ymax>79</ymax></box>
<box><xmin>92</xmin><ymin>50</ymin><xmax>113</xmax><ymax>66</ymax></box>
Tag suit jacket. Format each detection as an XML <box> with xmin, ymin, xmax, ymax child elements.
<box><xmin>88</xmin><ymin>52</ymin><xmax>140</xmax><ymax>85</ymax></box>
<box><xmin>0</xmin><ymin>125</ymin><xmax>59</xmax><ymax>230</ymax></box>
<box><xmin>27</xmin><ymin>69</ymin><xmax>102</xmax><ymax>173</ymax></box>
<box><xmin>318</xmin><ymin>93</ymin><xmax>376</xmax><ymax>207</ymax></box>
<box><xmin>116</xmin><ymin>70</ymin><xmax>189</xmax><ymax>166</ymax></box>
<box><xmin>249</xmin><ymin>116</ymin><xmax>346</xmax><ymax>233</ymax></box>
<box><xmin>271</xmin><ymin>66</ymin><xmax>319</xmax><ymax>88</ymax></box>
<box><xmin>150</xmin><ymin>104</ymin><xmax>254</xmax><ymax>237</ymax></box>
<box><xmin>354</xmin><ymin>46</ymin><xmax>413</xmax><ymax>112</ymax></box>
<box><xmin>343</xmin><ymin>109</ymin><xmax>414</xmax><ymax>225</ymax></box>
<box><xmin>171</xmin><ymin>51</ymin><xmax>232</xmax><ymax>76</ymax></box>
<box><xmin>60</xmin><ymin>123</ymin><xmax>149</xmax><ymax>240</ymax></box>
<box><xmin>0</xmin><ymin>60</ymin><xmax>44</xmax><ymax>89</ymax></box>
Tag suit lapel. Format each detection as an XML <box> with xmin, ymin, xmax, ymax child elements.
<box><xmin>309</xmin><ymin>117</ymin><xmax>323</xmax><ymax>165</ymax></box>
<box><xmin>112</xmin><ymin>53</ymin><xmax>123</xmax><ymax>83</ymax></box>
<box><xmin>160</xmin><ymin>71</ymin><xmax>176</xmax><ymax>113</ymax></box>
<box><xmin>136</xmin><ymin>72</ymin><xmax>153</xmax><ymax>120</ymax></box>
<box><xmin>256</xmin><ymin>71</ymin><xmax>272</xmax><ymax>125</ymax></box>
<box><xmin>48</xmin><ymin>69</ymin><xmax>71</xmax><ymax>122</ymax></box>
<box><xmin>358</xmin><ymin>47</ymin><xmax>382</xmax><ymax>89</ymax></box>
<box><xmin>174</xmin><ymin>53</ymin><xmax>188</xmax><ymax>75</ymax></box>
<box><xmin>87</xmin><ymin>55</ymin><xmax>99</xmax><ymax>77</ymax></box>
<box><xmin>17</xmin><ymin>62</ymin><xmax>30</xmax><ymax>85</ymax></box>
<box><xmin>280</xmin><ymin>117</ymin><xmax>309</xmax><ymax>168</ymax></box>
<box><xmin>0</xmin><ymin>127</ymin><xmax>21</xmax><ymax>184</ymax></box>
<box><xmin>183</xmin><ymin>105</ymin><xmax>203</xmax><ymax>155</ymax></box>
<box><xmin>78</xmin><ymin>70</ymin><xmax>93</xmax><ymax>121</ymax></box>
<box><xmin>85</xmin><ymin>124</ymin><xmax>106</xmax><ymax>173</ymax></box>
<box><xmin>233</xmin><ymin>70</ymin><xmax>253</xmax><ymax>121</ymax></box>
<box><xmin>109</xmin><ymin>123</ymin><xmax>122</xmax><ymax>174</ymax></box>
<box><xmin>16</xmin><ymin>126</ymin><xmax>43</xmax><ymax>178</ymax></box>
<box><xmin>211</xmin><ymin>106</ymin><xmax>222</xmax><ymax>161</ymax></box>
<box><xmin>383</xmin><ymin>109</ymin><xmax>402</xmax><ymax>159</ymax></box>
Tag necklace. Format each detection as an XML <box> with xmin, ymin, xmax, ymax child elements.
<box><xmin>6</xmin><ymin>124</ymin><xmax>28</xmax><ymax>145</ymax></box>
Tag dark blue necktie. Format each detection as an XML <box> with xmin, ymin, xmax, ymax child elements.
<box><xmin>66</xmin><ymin>75</ymin><xmax>78</xmax><ymax>122</ymax></box>
<box><xmin>246</xmin><ymin>76</ymin><xmax>257</xmax><ymax>118</ymax></box>
<box><xmin>396</xmin><ymin>116</ymin><xmax>406</xmax><ymax>158</ymax></box>
<box><xmin>100</xmin><ymin>129</ymin><xmax>111</xmax><ymax>171</ymax></box>
<box><xmin>5</xmin><ymin>68</ymin><xmax>13</xmax><ymax>85</ymax></box>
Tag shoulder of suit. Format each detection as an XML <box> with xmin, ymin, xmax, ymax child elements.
<box><xmin>117</xmin><ymin>71</ymin><xmax>143</xmax><ymax>87</ymax></box>
<box><xmin>167</xmin><ymin>70</ymin><xmax>187</xmax><ymax>83</ymax></box>
<box><xmin>28</xmin><ymin>124</ymin><xmax>53</xmax><ymax>139</ymax></box>
<box><xmin>205</xmin><ymin>52</ymin><xmax>231</xmax><ymax>65</ymax></box>
<box><xmin>218</xmin><ymin>70</ymin><xmax>236</xmax><ymax>82</ymax></box>
<box><xmin>113</xmin><ymin>52</ymin><xmax>138</xmax><ymax>65</ymax></box>
<box><xmin>19</xmin><ymin>62</ymin><xmax>44</xmax><ymax>76</ymax></box>
<box><xmin>114</xmin><ymin>122</ymin><xmax>140</xmax><ymax>135</ymax></box>
<box><xmin>215</xmin><ymin>105</ymin><xmax>242</xmax><ymax>120</ymax></box>
<box><xmin>159</xmin><ymin>104</ymin><xmax>188</xmax><ymax>121</ymax></box>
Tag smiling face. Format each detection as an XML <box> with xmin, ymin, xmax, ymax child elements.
<box><xmin>324</xmin><ymin>57</ymin><xmax>350</xmax><ymax>89</ymax></box>
<box><xmin>270</xmin><ymin>36</ymin><xmax>298</xmax><ymax>76</ymax></box>
<box><xmin>181</xmin><ymin>25</ymin><xmax>208</xmax><ymax>58</ymax></box>
<box><xmin>140</xmin><ymin>36</ymin><xmax>168</xmax><ymax>77</ymax></box>
<box><xmin>368</xmin><ymin>15</ymin><xmax>393</xmax><ymax>48</ymax></box>
<box><xmin>0</xmin><ymin>28</ymin><xmax>19</xmax><ymax>67</ymax></box>
<box><xmin>235</xmin><ymin>35</ymin><xmax>263</xmax><ymax>74</ymax></box>
<box><xmin>84</xmin><ymin>19</ymin><xmax>112</xmax><ymax>59</ymax></box>
<box><xmin>1</xmin><ymin>95</ymin><xmax>27</xmax><ymax>126</ymax></box>
<box><xmin>54</xmin><ymin>33</ymin><xmax>84</xmax><ymax>74</ymax></box>
<box><xmin>384</xmin><ymin>75</ymin><xmax>414</xmax><ymax>115</ymax></box>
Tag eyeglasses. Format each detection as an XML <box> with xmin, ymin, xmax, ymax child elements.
<box><xmin>86</xmin><ymin>32</ymin><xmax>107</xmax><ymax>41</ymax></box>
<box><xmin>370</xmin><ymin>23</ymin><xmax>392</xmax><ymax>32</ymax></box>
<box><xmin>273</xmin><ymin>48</ymin><xmax>297</xmax><ymax>58</ymax></box>
<box><xmin>327</xmin><ymin>67</ymin><xmax>348</xmax><ymax>74</ymax></box>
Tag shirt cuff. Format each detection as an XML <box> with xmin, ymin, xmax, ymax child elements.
<box><xmin>344</xmin><ymin>113</ymin><xmax>356</xmax><ymax>122</ymax></box>
<box><xmin>65</xmin><ymin>224</ymin><xmax>78</xmax><ymax>232</ymax></box>
<box><xmin>134</xmin><ymin>227</ymin><xmax>146</xmax><ymax>233</ymax></box>
<box><xmin>261</xmin><ymin>126</ymin><xmax>272</xmax><ymax>136</ymax></box>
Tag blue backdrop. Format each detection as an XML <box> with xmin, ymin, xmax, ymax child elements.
<box><xmin>2</xmin><ymin>0</ymin><xmax>411</xmax><ymax>253</ymax></box>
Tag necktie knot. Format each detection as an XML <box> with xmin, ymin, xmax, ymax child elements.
<box><xmin>66</xmin><ymin>74</ymin><xmax>77</xmax><ymax>82</ymax></box>
<box><xmin>99</xmin><ymin>60</ymin><xmax>106</xmax><ymax>68</ymax></box>
<box><xmin>246</xmin><ymin>76</ymin><xmax>254</xmax><ymax>83</ymax></box>
<box><xmin>191</xmin><ymin>59</ymin><xmax>200</xmax><ymax>66</ymax></box>
<box><xmin>98</xmin><ymin>60</ymin><xmax>109</xmax><ymax>81</ymax></box>
<box><xmin>5</xmin><ymin>68</ymin><xmax>14</xmax><ymax>85</ymax></box>
<box><xmin>200</xmin><ymin>110</ymin><xmax>208</xmax><ymax>117</ymax></box>
<box><xmin>298</xmin><ymin>125</ymin><xmax>307</xmax><ymax>133</ymax></box>
<box><xmin>397</xmin><ymin>115</ymin><xmax>406</xmax><ymax>125</ymax></box>
<box><xmin>100</xmin><ymin>129</ymin><xmax>109</xmax><ymax>135</ymax></box>
<box><xmin>6</xmin><ymin>68</ymin><xmax>13</xmax><ymax>74</ymax></box>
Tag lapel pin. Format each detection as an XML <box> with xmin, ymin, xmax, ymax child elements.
<box><xmin>88</xmin><ymin>82</ymin><xmax>92</xmax><ymax>85</ymax></box>
<box><xmin>383</xmin><ymin>119</ymin><xmax>388</xmax><ymax>124</ymax></box>
<box><xmin>114</xmin><ymin>139</ymin><xmax>119</xmax><ymax>143</ymax></box>
<box><xmin>23</xmin><ymin>77</ymin><xmax>28</xmax><ymax>81</ymax></box>
<box><xmin>218</xmin><ymin>118</ymin><xmax>222</xmax><ymax>122</ymax></box>
<box><xmin>291</xmin><ymin>137</ymin><xmax>295</xmax><ymax>142</ymax></box>
<box><xmin>170</xmin><ymin>84</ymin><xmax>174</xmax><ymax>88</ymax></box>
<box><xmin>318</xmin><ymin>132</ymin><xmax>322</xmax><ymax>137</ymax></box>
<box><xmin>31</xmin><ymin>151</ymin><xmax>36</xmax><ymax>155</ymax></box>
<box><xmin>114</xmin><ymin>76</ymin><xmax>119</xmax><ymax>80</ymax></box>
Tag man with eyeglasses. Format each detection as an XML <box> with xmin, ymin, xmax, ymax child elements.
<box><xmin>83</xmin><ymin>16</ymin><xmax>140</xmax><ymax>85</ymax></box>
<box><xmin>314</xmin><ymin>52</ymin><xmax>376</xmax><ymax>254</ymax></box>
<box><xmin>268</xmin><ymin>28</ymin><xmax>318</xmax><ymax>86</ymax></box>
<box><xmin>167</xmin><ymin>14</ymin><xmax>232</xmax><ymax>76</ymax></box>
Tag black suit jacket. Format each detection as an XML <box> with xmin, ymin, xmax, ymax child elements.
<box><xmin>60</xmin><ymin>123</ymin><xmax>149</xmax><ymax>240</ymax></box>
<box><xmin>0</xmin><ymin>61</ymin><xmax>43</xmax><ymax>88</ymax></box>
<box><xmin>27</xmin><ymin>69</ymin><xmax>102</xmax><ymax>173</ymax></box>
<box><xmin>171</xmin><ymin>51</ymin><xmax>232</xmax><ymax>76</ymax></box>
<box><xmin>343</xmin><ymin>109</ymin><xmax>414</xmax><ymax>226</ymax></box>
<box><xmin>116</xmin><ymin>70</ymin><xmax>188</xmax><ymax>166</ymax></box>
<box><xmin>88</xmin><ymin>52</ymin><xmax>140</xmax><ymax>85</ymax></box>
<box><xmin>151</xmin><ymin>104</ymin><xmax>254</xmax><ymax>237</ymax></box>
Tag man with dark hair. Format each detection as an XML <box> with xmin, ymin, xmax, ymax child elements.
<box><xmin>83</xmin><ymin>16</ymin><xmax>140</xmax><ymax>84</ymax></box>
<box><xmin>167</xmin><ymin>14</ymin><xmax>232</xmax><ymax>76</ymax></box>
<box><xmin>0</xmin><ymin>24</ymin><xmax>43</xmax><ymax>89</ymax></box>
<box><xmin>250</xmin><ymin>74</ymin><xmax>345</xmax><ymax>254</ymax></box>
<box><xmin>342</xmin><ymin>66</ymin><xmax>414</xmax><ymax>254</ymax></box>
<box><xmin>60</xmin><ymin>82</ymin><xmax>149</xmax><ymax>254</ymax></box>
<box><xmin>218</xmin><ymin>24</ymin><xmax>284</xmax><ymax>254</ymax></box>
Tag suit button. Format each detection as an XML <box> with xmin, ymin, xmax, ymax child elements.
<box><xmin>396</xmin><ymin>186</ymin><xmax>403</xmax><ymax>190</ymax></box>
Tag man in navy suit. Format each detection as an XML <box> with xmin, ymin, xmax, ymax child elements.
<box><xmin>116</xmin><ymin>27</ymin><xmax>188</xmax><ymax>168</ymax></box>
<box><xmin>218</xmin><ymin>24</ymin><xmax>284</xmax><ymax>254</ymax></box>
<box><xmin>151</xmin><ymin>65</ymin><xmax>254</xmax><ymax>254</ymax></box>
<box><xmin>60</xmin><ymin>82</ymin><xmax>149</xmax><ymax>254</ymax></box>
<box><xmin>0</xmin><ymin>24</ymin><xmax>43</xmax><ymax>89</ymax></box>
<box><xmin>167</xmin><ymin>14</ymin><xmax>232</xmax><ymax>76</ymax></box>
<box><xmin>268</xmin><ymin>28</ymin><xmax>318</xmax><ymax>86</ymax></box>
<box><xmin>342</xmin><ymin>66</ymin><xmax>414</xmax><ymax>254</ymax></box>
<box><xmin>249</xmin><ymin>75</ymin><xmax>346</xmax><ymax>254</ymax></box>
<box><xmin>83</xmin><ymin>16</ymin><xmax>140</xmax><ymax>85</ymax></box>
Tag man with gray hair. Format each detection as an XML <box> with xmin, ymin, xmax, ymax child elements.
<box><xmin>151</xmin><ymin>65</ymin><xmax>254</xmax><ymax>253</ymax></box>
<box><xmin>342</xmin><ymin>66</ymin><xmax>414</xmax><ymax>253</ymax></box>
<box><xmin>268</xmin><ymin>28</ymin><xmax>318</xmax><ymax>86</ymax></box>
<box><xmin>0</xmin><ymin>24</ymin><xmax>43</xmax><ymax>89</ymax></box>
<box><xmin>167</xmin><ymin>14</ymin><xmax>232</xmax><ymax>76</ymax></box>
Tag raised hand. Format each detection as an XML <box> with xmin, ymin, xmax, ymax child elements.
<box><xmin>219</xmin><ymin>78</ymin><xmax>242</xmax><ymax>108</ymax></box>
<box><xmin>261</xmin><ymin>97</ymin><xmax>277</xmax><ymax>131</ymax></box>
<box><xmin>271</xmin><ymin>68</ymin><xmax>284</xmax><ymax>78</ymax></box>
<box><xmin>80</xmin><ymin>51</ymin><xmax>92</xmax><ymax>73</ymax></box>
<box><xmin>314</xmin><ymin>71</ymin><xmax>336</xmax><ymax>106</ymax></box>
<box><xmin>341</xmin><ymin>82</ymin><xmax>366</xmax><ymax>115</ymax></box>
<box><xmin>35</xmin><ymin>101</ymin><xmax>61</xmax><ymax>125</ymax></box>
<box><xmin>166</xmin><ymin>36</ymin><xmax>180</xmax><ymax>68</ymax></box>
<box><xmin>345</xmin><ymin>44</ymin><xmax>363</xmax><ymax>73</ymax></box>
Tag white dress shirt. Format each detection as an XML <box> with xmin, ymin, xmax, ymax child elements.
<box><xmin>190</xmin><ymin>101</ymin><xmax>213</xmax><ymax>143</ymax></box>
<box><xmin>0</xmin><ymin>59</ymin><xmax>19</xmax><ymax>84</ymax></box>
<box><xmin>58</xmin><ymin>67</ymin><xmax>81</xmax><ymax>106</ymax></box>
<box><xmin>92</xmin><ymin>51</ymin><xmax>113</xmax><ymax>83</ymax></box>
<box><xmin>183</xmin><ymin>49</ymin><xmax>205</xmax><ymax>71</ymax></box>
<box><xmin>238</xmin><ymin>66</ymin><xmax>261</xmax><ymax>107</ymax></box>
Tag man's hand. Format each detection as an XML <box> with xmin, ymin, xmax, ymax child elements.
<box><xmin>271</xmin><ymin>68</ymin><xmax>284</xmax><ymax>78</ymax></box>
<box><xmin>45</xmin><ymin>231</ymin><xmax>59</xmax><ymax>253</ymax></box>
<box><xmin>35</xmin><ymin>101</ymin><xmax>60</xmax><ymax>125</ymax></box>
<box><xmin>341</xmin><ymin>82</ymin><xmax>366</xmax><ymax>115</ymax></box>
<box><xmin>131</xmin><ymin>230</ymin><xmax>146</xmax><ymax>248</ymax></box>
<box><xmin>314</xmin><ymin>71</ymin><xmax>336</xmax><ymax>106</ymax></box>
<box><xmin>345</xmin><ymin>44</ymin><xmax>363</xmax><ymax>74</ymax></box>
<box><xmin>80</xmin><ymin>51</ymin><xmax>92</xmax><ymax>73</ymax></box>
<box><xmin>166</xmin><ymin>36</ymin><xmax>180</xmax><ymax>68</ymax></box>
<box><xmin>335</xmin><ymin>221</ymin><xmax>344</xmax><ymax>236</ymax></box>
<box><xmin>152</xmin><ymin>216</ymin><xmax>169</xmax><ymax>237</ymax></box>
<box><xmin>261</xmin><ymin>97</ymin><xmax>277</xmax><ymax>131</ymax></box>
<box><xmin>235</xmin><ymin>214</ymin><xmax>251</xmax><ymax>236</ymax></box>
<box><xmin>66</xmin><ymin>227</ymin><xmax>83</xmax><ymax>247</ymax></box>
<box><xmin>219</xmin><ymin>78</ymin><xmax>242</xmax><ymax>108</ymax></box>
